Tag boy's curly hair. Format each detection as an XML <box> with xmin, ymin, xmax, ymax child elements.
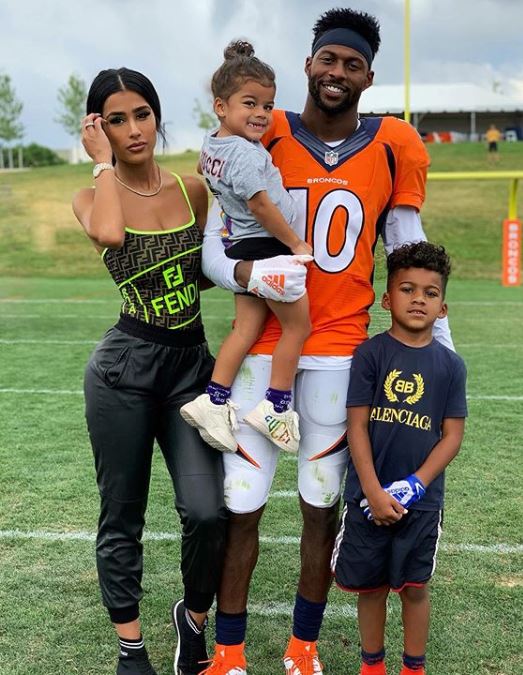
<box><xmin>312</xmin><ymin>8</ymin><xmax>381</xmax><ymax>58</ymax></box>
<box><xmin>387</xmin><ymin>242</ymin><xmax>452</xmax><ymax>293</ymax></box>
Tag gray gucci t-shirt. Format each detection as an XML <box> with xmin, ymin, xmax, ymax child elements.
<box><xmin>200</xmin><ymin>131</ymin><xmax>296</xmax><ymax>241</ymax></box>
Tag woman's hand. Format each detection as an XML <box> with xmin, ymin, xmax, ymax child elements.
<box><xmin>81</xmin><ymin>113</ymin><xmax>113</xmax><ymax>164</ymax></box>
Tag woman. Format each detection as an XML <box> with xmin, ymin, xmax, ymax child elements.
<box><xmin>73</xmin><ymin>68</ymin><xmax>227</xmax><ymax>675</ymax></box>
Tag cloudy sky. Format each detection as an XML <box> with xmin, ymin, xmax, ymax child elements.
<box><xmin>1</xmin><ymin>0</ymin><xmax>522</xmax><ymax>151</ymax></box>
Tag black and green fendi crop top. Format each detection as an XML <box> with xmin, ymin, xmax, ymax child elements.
<box><xmin>102</xmin><ymin>174</ymin><xmax>204</xmax><ymax>335</ymax></box>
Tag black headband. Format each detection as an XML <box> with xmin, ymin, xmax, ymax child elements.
<box><xmin>312</xmin><ymin>28</ymin><xmax>373</xmax><ymax>68</ymax></box>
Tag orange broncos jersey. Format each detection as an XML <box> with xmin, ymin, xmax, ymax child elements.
<box><xmin>249</xmin><ymin>110</ymin><xmax>430</xmax><ymax>357</ymax></box>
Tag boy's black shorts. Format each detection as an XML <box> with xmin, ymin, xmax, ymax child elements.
<box><xmin>225</xmin><ymin>236</ymin><xmax>292</xmax><ymax>261</ymax></box>
<box><xmin>331</xmin><ymin>503</ymin><xmax>443</xmax><ymax>593</ymax></box>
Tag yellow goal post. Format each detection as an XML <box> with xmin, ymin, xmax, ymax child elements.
<box><xmin>427</xmin><ymin>171</ymin><xmax>523</xmax><ymax>286</ymax></box>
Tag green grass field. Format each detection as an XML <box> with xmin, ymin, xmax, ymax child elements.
<box><xmin>0</xmin><ymin>143</ymin><xmax>522</xmax><ymax>674</ymax></box>
<box><xmin>0</xmin><ymin>142</ymin><xmax>522</xmax><ymax>280</ymax></box>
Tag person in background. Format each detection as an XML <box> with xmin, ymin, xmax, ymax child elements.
<box><xmin>485</xmin><ymin>123</ymin><xmax>502</xmax><ymax>164</ymax></box>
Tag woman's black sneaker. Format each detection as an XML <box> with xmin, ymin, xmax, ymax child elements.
<box><xmin>117</xmin><ymin>647</ymin><xmax>157</xmax><ymax>675</ymax></box>
<box><xmin>172</xmin><ymin>599</ymin><xmax>208</xmax><ymax>674</ymax></box>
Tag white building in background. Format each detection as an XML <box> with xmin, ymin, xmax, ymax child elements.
<box><xmin>360</xmin><ymin>83</ymin><xmax>523</xmax><ymax>140</ymax></box>
<box><xmin>69</xmin><ymin>143</ymin><xmax>90</xmax><ymax>164</ymax></box>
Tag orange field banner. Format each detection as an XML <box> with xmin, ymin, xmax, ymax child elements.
<box><xmin>502</xmin><ymin>219</ymin><xmax>521</xmax><ymax>286</ymax></box>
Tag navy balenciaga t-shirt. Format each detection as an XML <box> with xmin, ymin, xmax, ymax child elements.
<box><xmin>345</xmin><ymin>332</ymin><xmax>467</xmax><ymax>510</ymax></box>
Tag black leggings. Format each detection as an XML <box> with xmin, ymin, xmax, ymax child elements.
<box><xmin>84</xmin><ymin>324</ymin><xmax>227</xmax><ymax>621</ymax></box>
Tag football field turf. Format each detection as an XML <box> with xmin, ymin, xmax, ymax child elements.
<box><xmin>0</xmin><ymin>276</ymin><xmax>522</xmax><ymax>675</ymax></box>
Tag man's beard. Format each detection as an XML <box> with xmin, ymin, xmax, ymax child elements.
<box><xmin>308</xmin><ymin>77</ymin><xmax>361</xmax><ymax>117</ymax></box>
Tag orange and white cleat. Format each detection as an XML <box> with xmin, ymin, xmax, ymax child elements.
<box><xmin>360</xmin><ymin>661</ymin><xmax>387</xmax><ymax>674</ymax></box>
<box><xmin>199</xmin><ymin>643</ymin><xmax>247</xmax><ymax>675</ymax></box>
<box><xmin>283</xmin><ymin>636</ymin><xmax>323</xmax><ymax>675</ymax></box>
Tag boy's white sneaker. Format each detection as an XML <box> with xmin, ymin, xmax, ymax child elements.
<box><xmin>180</xmin><ymin>394</ymin><xmax>239</xmax><ymax>453</ymax></box>
<box><xmin>243</xmin><ymin>400</ymin><xmax>300</xmax><ymax>454</ymax></box>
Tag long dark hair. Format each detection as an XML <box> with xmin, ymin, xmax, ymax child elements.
<box><xmin>86</xmin><ymin>67</ymin><xmax>166</xmax><ymax>146</ymax></box>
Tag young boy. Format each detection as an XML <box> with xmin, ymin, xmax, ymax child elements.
<box><xmin>331</xmin><ymin>241</ymin><xmax>467</xmax><ymax>675</ymax></box>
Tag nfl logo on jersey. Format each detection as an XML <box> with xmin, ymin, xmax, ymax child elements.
<box><xmin>324</xmin><ymin>150</ymin><xmax>339</xmax><ymax>166</ymax></box>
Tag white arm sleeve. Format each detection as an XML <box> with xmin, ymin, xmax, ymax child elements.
<box><xmin>382</xmin><ymin>206</ymin><xmax>455</xmax><ymax>351</ymax></box>
<box><xmin>382</xmin><ymin>205</ymin><xmax>426</xmax><ymax>256</ymax></box>
<box><xmin>201</xmin><ymin>199</ymin><xmax>244</xmax><ymax>293</ymax></box>
<box><xmin>431</xmin><ymin>315</ymin><xmax>454</xmax><ymax>351</ymax></box>
<box><xmin>202</xmin><ymin>198</ymin><xmax>310</xmax><ymax>301</ymax></box>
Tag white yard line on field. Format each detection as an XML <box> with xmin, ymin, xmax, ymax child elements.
<box><xmin>467</xmin><ymin>395</ymin><xmax>523</xmax><ymax>400</ymax></box>
<box><xmin>1</xmin><ymin>336</ymin><xmax>520</xmax><ymax>349</ymax></box>
<box><xmin>458</xmin><ymin>344</ymin><xmax>521</xmax><ymax>348</ymax></box>
<box><xmin>0</xmin><ymin>339</ymin><xmax>98</xmax><ymax>345</ymax></box>
<box><xmin>0</xmin><ymin>529</ymin><xmax>521</xmax><ymax>554</ymax></box>
<box><xmin>0</xmin><ymin>298</ymin><xmax>232</xmax><ymax>305</ymax></box>
<box><xmin>249</xmin><ymin>602</ymin><xmax>358</xmax><ymax>618</ymax></box>
<box><xmin>1</xmin><ymin>388</ymin><xmax>521</xmax><ymax>401</ymax></box>
<box><xmin>444</xmin><ymin>301</ymin><xmax>523</xmax><ymax>306</ymax></box>
<box><xmin>1</xmin><ymin>314</ymin><xmax>118</xmax><ymax>319</ymax></box>
<box><xmin>2</xmin><ymin>298</ymin><xmax>521</xmax><ymax>306</ymax></box>
<box><xmin>0</xmin><ymin>314</ymin><xmax>227</xmax><ymax>320</ymax></box>
<box><xmin>373</xmin><ymin>317</ymin><xmax>523</xmax><ymax>324</ymax></box>
<box><xmin>0</xmin><ymin>299</ymin><xmax>113</xmax><ymax>303</ymax></box>
<box><xmin>374</xmin><ymin>301</ymin><xmax>523</xmax><ymax>309</ymax></box>
<box><xmin>0</xmin><ymin>336</ymin><xmax>523</xmax><ymax>349</ymax></box>
<box><xmin>0</xmin><ymin>388</ymin><xmax>84</xmax><ymax>395</ymax></box>
<box><xmin>2</xmin><ymin>314</ymin><xmax>43</xmax><ymax>318</ymax></box>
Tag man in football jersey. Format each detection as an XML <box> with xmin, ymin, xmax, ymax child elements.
<box><xmin>195</xmin><ymin>7</ymin><xmax>453</xmax><ymax>675</ymax></box>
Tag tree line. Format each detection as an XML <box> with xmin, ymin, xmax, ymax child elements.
<box><xmin>0</xmin><ymin>72</ymin><xmax>88</xmax><ymax>169</ymax></box>
<box><xmin>0</xmin><ymin>70</ymin><xmax>215</xmax><ymax>169</ymax></box>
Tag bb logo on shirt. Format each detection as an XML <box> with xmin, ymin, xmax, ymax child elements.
<box><xmin>384</xmin><ymin>370</ymin><xmax>424</xmax><ymax>405</ymax></box>
<box><xmin>371</xmin><ymin>370</ymin><xmax>431</xmax><ymax>431</ymax></box>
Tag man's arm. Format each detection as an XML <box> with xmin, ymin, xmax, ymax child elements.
<box><xmin>201</xmin><ymin>198</ymin><xmax>310</xmax><ymax>301</ymax></box>
<box><xmin>382</xmin><ymin>205</ymin><xmax>425</xmax><ymax>257</ymax></box>
<box><xmin>383</xmin><ymin>206</ymin><xmax>454</xmax><ymax>350</ymax></box>
<box><xmin>201</xmin><ymin>199</ymin><xmax>246</xmax><ymax>292</ymax></box>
